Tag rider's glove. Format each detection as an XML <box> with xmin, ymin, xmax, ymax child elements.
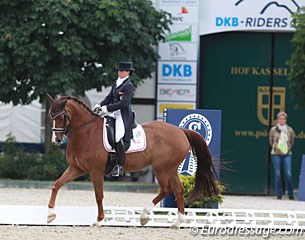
<box><xmin>93</xmin><ymin>104</ymin><xmax>102</xmax><ymax>114</ymax></box>
<box><xmin>100</xmin><ymin>106</ymin><xmax>110</xmax><ymax>116</ymax></box>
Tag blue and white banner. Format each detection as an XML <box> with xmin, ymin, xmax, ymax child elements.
<box><xmin>200</xmin><ymin>0</ymin><xmax>305</xmax><ymax>35</ymax></box>
<box><xmin>157</xmin><ymin>61</ymin><xmax>197</xmax><ymax>84</ymax></box>
<box><xmin>164</xmin><ymin>109</ymin><xmax>222</xmax><ymax>176</ymax></box>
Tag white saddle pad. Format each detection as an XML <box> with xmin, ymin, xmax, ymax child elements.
<box><xmin>103</xmin><ymin>122</ymin><xmax>147</xmax><ymax>153</ymax></box>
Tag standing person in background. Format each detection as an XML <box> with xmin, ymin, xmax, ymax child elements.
<box><xmin>269</xmin><ymin>112</ymin><xmax>295</xmax><ymax>200</ymax></box>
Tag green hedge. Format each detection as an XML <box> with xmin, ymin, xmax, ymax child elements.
<box><xmin>0</xmin><ymin>133</ymin><xmax>68</xmax><ymax>181</ymax></box>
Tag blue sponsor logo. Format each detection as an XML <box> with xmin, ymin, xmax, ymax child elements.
<box><xmin>179</xmin><ymin>113</ymin><xmax>213</xmax><ymax>146</ymax></box>
<box><xmin>215</xmin><ymin>1</ymin><xmax>301</xmax><ymax>29</ymax></box>
<box><xmin>162</xmin><ymin>64</ymin><xmax>192</xmax><ymax>77</ymax></box>
<box><xmin>178</xmin><ymin>113</ymin><xmax>213</xmax><ymax>175</ymax></box>
<box><xmin>216</xmin><ymin>17</ymin><xmax>239</xmax><ymax>27</ymax></box>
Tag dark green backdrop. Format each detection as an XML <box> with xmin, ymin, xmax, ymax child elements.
<box><xmin>200</xmin><ymin>32</ymin><xmax>305</xmax><ymax>194</ymax></box>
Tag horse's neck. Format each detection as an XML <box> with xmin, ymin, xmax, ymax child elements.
<box><xmin>68</xmin><ymin>103</ymin><xmax>95</xmax><ymax>127</ymax></box>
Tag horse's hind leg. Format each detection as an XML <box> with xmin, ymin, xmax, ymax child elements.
<box><xmin>140</xmin><ymin>174</ymin><xmax>171</xmax><ymax>226</ymax></box>
<box><xmin>47</xmin><ymin>165</ymin><xmax>84</xmax><ymax>223</ymax></box>
<box><xmin>169</xmin><ymin>173</ymin><xmax>186</xmax><ymax>229</ymax></box>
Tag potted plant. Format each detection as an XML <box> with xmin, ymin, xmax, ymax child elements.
<box><xmin>178</xmin><ymin>174</ymin><xmax>224</xmax><ymax>208</ymax></box>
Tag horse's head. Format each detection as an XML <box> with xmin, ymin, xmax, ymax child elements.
<box><xmin>47</xmin><ymin>93</ymin><xmax>69</xmax><ymax>146</ymax></box>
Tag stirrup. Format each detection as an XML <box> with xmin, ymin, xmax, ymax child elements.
<box><xmin>111</xmin><ymin>165</ymin><xmax>123</xmax><ymax>177</ymax></box>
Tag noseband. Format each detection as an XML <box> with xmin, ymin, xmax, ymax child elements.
<box><xmin>49</xmin><ymin>109</ymin><xmax>69</xmax><ymax>135</ymax></box>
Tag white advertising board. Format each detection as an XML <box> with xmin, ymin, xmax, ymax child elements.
<box><xmin>158</xmin><ymin>42</ymin><xmax>198</xmax><ymax>61</ymax></box>
<box><xmin>157</xmin><ymin>84</ymin><xmax>196</xmax><ymax>101</ymax></box>
<box><xmin>159</xmin><ymin>0</ymin><xmax>199</xmax><ymax>6</ymax></box>
<box><xmin>161</xmin><ymin>5</ymin><xmax>199</xmax><ymax>24</ymax></box>
<box><xmin>164</xmin><ymin>24</ymin><xmax>198</xmax><ymax>43</ymax></box>
<box><xmin>157</xmin><ymin>61</ymin><xmax>197</xmax><ymax>84</ymax></box>
<box><xmin>200</xmin><ymin>0</ymin><xmax>305</xmax><ymax>35</ymax></box>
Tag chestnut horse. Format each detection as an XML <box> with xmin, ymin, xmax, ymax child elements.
<box><xmin>46</xmin><ymin>95</ymin><xmax>219</xmax><ymax>228</ymax></box>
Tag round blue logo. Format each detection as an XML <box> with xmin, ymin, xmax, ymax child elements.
<box><xmin>178</xmin><ymin>113</ymin><xmax>213</xmax><ymax>175</ymax></box>
<box><xmin>178</xmin><ymin>113</ymin><xmax>213</xmax><ymax>145</ymax></box>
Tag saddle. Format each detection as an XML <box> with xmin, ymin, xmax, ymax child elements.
<box><xmin>105</xmin><ymin>111</ymin><xmax>138</xmax><ymax>150</ymax></box>
<box><xmin>103</xmin><ymin>112</ymin><xmax>146</xmax><ymax>175</ymax></box>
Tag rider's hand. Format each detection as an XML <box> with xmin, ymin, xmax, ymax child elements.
<box><xmin>93</xmin><ymin>104</ymin><xmax>101</xmax><ymax>113</ymax></box>
<box><xmin>99</xmin><ymin>106</ymin><xmax>110</xmax><ymax>116</ymax></box>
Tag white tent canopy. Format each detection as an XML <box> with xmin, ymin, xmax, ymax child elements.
<box><xmin>0</xmin><ymin>99</ymin><xmax>42</xmax><ymax>143</ymax></box>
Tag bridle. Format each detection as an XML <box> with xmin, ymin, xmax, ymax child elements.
<box><xmin>49</xmin><ymin>109</ymin><xmax>69</xmax><ymax>135</ymax></box>
<box><xmin>49</xmin><ymin>108</ymin><xmax>99</xmax><ymax>137</ymax></box>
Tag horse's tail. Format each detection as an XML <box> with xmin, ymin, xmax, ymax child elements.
<box><xmin>182</xmin><ymin>129</ymin><xmax>220</xmax><ymax>202</ymax></box>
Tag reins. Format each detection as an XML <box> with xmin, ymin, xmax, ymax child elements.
<box><xmin>69</xmin><ymin>115</ymin><xmax>99</xmax><ymax>133</ymax></box>
<box><xmin>49</xmin><ymin>109</ymin><xmax>99</xmax><ymax>137</ymax></box>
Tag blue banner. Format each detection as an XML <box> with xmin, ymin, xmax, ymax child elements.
<box><xmin>164</xmin><ymin>109</ymin><xmax>222</xmax><ymax>177</ymax></box>
<box><xmin>298</xmin><ymin>155</ymin><xmax>305</xmax><ymax>201</ymax></box>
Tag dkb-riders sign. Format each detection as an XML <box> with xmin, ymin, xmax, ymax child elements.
<box><xmin>200</xmin><ymin>0</ymin><xmax>305</xmax><ymax>35</ymax></box>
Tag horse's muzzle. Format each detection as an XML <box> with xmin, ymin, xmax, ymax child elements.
<box><xmin>52</xmin><ymin>138</ymin><xmax>64</xmax><ymax>146</ymax></box>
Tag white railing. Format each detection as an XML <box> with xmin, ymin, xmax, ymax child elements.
<box><xmin>0</xmin><ymin>205</ymin><xmax>305</xmax><ymax>230</ymax></box>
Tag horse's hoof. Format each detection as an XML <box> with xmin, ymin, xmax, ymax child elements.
<box><xmin>170</xmin><ymin>223</ymin><xmax>180</xmax><ymax>229</ymax></box>
<box><xmin>47</xmin><ymin>213</ymin><xmax>56</xmax><ymax>223</ymax></box>
<box><xmin>91</xmin><ymin>221</ymin><xmax>102</xmax><ymax>228</ymax></box>
<box><xmin>140</xmin><ymin>216</ymin><xmax>149</xmax><ymax>226</ymax></box>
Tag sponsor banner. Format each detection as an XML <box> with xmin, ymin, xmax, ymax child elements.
<box><xmin>164</xmin><ymin>109</ymin><xmax>222</xmax><ymax>175</ymax></box>
<box><xmin>157</xmin><ymin>61</ymin><xmax>197</xmax><ymax>84</ymax></box>
<box><xmin>160</xmin><ymin>5</ymin><xmax>198</xmax><ymax>24</ymax></box>
<box><xmin>158</xmin><ymin>42</ymin><xmax>198</xmax><ymax>61</ymax></box>
<box><xmin>159</xmin><ymin>0</ymin><xmax>199</xmax><ymax>6</ymax></box>
<box><xmin>157</xmin><ymin>84</ymin><xmax>196</xmax><ymax>101</ymax></box>
<box><xmin>157</xmin><ymin>0</ymin><xmax>199</xmax><ymax>120</ymax></box>
<box><xmin>161</xmin><ymin>109</ymin><xmax>221</xmax><ymax>207</ymax></box>
<box><xmin>156</xmin><ymin>101</ymin><xmax>196</xmax><ymax>119</ymax></box>
<box><xmin>164</xmin><ymin>24</ymin><xmax>198</xmax><ymax>43</ymax></box>
<box><xmin>199</xmin><ymin>0</ymin><xmax>305</xmax><ymax>35</ymax></box>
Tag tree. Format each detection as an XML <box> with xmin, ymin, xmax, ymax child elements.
<box><xmin>0</xmin><ymin>0</ymin><xmax>170</xmax><ymax>151</ymax></box>
<box><xmin>0</xmin><ymin>0</ymin><xmax>170</xmax><ymax>104</ymax></box>
<box><xmin>287</xmin><ymin>7</ymin><xmax>305</xmax><ymax>108</ymax></box>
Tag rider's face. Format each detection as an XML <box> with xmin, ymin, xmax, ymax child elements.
<box><xmin>118</xmin><ymin>70</ymin><xmax>130</xmax><ymax>79</ymax></box>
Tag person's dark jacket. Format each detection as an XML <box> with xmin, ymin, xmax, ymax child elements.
<box><xmin>100</xmin><ymin>78</ymin><xmax>134</xmax><ymax>143</ymax></box>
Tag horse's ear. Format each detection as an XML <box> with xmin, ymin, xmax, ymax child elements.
<box><xmin>46</xmin><ymin>93</ymin><xmax>55</xmax><ymax>106</ymax></box>
<box><xmin>58</xmin><ymin>97</ymin><xmax>67</xmax><ymax>111</ymax></box>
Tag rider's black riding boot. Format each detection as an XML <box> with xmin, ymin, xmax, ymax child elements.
<box><xmin>111</xmin><ymin>139</ymin><xmax>125</xmax><ymax>177</ymax></box>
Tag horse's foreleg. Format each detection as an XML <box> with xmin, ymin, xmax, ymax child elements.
<box><xmin>169</xmin><ymin>174</ymin><xmax>186</xmax><ymax>229</ymax></box>
<box><xmin>47</xmin><ymin>165</ymin><xmax>84</xmax><ymax>223</ymax></box>
<box><xmin>90</xmin><ymin>172</ymin><xmax>105</xmax><ymax>228</ymax></box>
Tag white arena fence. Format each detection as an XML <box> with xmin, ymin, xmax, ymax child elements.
<box><xmin>0</xmin><ymin>205</ymin><xmax>305</xmax><ymax>230</ymax></box>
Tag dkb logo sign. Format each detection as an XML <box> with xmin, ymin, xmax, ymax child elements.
<box><xmin>162</xmin><ymin>63</ymin><xmax>192</xmax><ymax>77</ymax></box>
<box><xmin>158</xmin><ymin>61</ymin><xmax>197</xmax><ymax>84</ymax></box>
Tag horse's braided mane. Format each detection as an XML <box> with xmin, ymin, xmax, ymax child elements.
<box><xmin>60</xmin><ymin>96</ymin><xmax>97</xmax><ymax>116</ymax></box>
